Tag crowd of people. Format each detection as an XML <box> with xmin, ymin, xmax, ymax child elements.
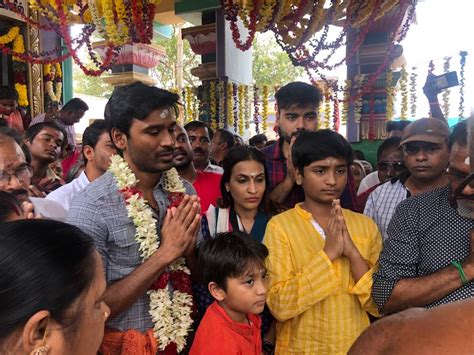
<box><xmin>0</xmin><ymin>79</ymin><xmax>472</xmax><ymax>355</ymax></box>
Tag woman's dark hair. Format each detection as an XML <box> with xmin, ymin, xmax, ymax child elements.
<box><xmin>26</xmin><ymin>122</ymin><xmax>68</xmax><ymax>151</ymax></box>
<box><xmin>0</xmin><ymin>191</ymin><xmax>22</xmax><ymax>222</ymax></box>
<box><xmin>0</xmin><ymin>220</ymin><xmax>97</xmax><ymax>340</ymax></box>
<box><xmin>218</xmin><ymin>146</ymin><xmax>277</xmax><ymax>215</ymax></box>
<box><xmin>292</xmin><ymin>129</ymin><xmax>354</xmax><ymax>175</ymax></box>
<box><xmin>104</xmin><ymin>82</ymin><xmax>180</xmax><ymax>136</ymax></box>
<box><xmin>275</xmin><ymin>81</ymin><xmax>322</xmax><ymax>112</ymax></box>
<box><xmin>198</xmin><ymin>231</ymin><xmax>269</xmax><ymax>290</ymax></box>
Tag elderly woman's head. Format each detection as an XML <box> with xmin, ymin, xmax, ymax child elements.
<box><xmin>0</xmin><ymin>220</ymin><xmax>109</xmax><ymax>354</ymax></box>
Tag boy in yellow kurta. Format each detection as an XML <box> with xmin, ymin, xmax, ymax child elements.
<box><xmin>263</xmin><ymin>130</ymin><xmax>382</xmax><ymax>354</ymax></box>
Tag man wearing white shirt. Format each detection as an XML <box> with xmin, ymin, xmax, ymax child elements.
<box><xmin>47</xmin><ymin>120</ymin><xmax>116</xmax><ymax>211</ymax></box>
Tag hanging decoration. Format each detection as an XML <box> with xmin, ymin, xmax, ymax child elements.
<box><xmin>385</xmin><ymin>70</ymin><xmax>395</xmax><ymax>121</ymax></box>
<box><xmin>318</xmin><ymin>96</ymin><xmax>325</xmax><ymax>129</ymax></box>
<box><xmin>193</xmin><ymin>94</ymin><xmax>200</xmax><ymax>121</ymax></box>
<box><xmin>185</xmin><ymin>86</ymin><xmax>193</xmax><ymax>123</ymax></box>
<box><xmin>244</xmin><ymin>85</ymin><xmax>250</xmax><ymax>130</ymax></box>
<box><xmin>333</xmin><ymin>94</ymin><xmax>340</xmax><ymax>132</ymax></box>
<box><xmin>459</xmin><ymin>51</ymin><xmax>468</xmax><ymax>120</ymax></box>
<box><xmin>442</xmin><ymin>56</ymin><xmax>451</xmax><ymax>118</ymax></box>
<box><xmin>261</xmin><ymin>85</ymin><xmax>269</xmax><ymax>132</ymax></box>
<box><xmin>227</xmin><ymin>82</ymin><xmax>234</xmax><ymax>127</ymax></box>
<box><xmin>428</xmin><ymin>59</ymin><xmax>435</xmax><ymax>75</ymax></box>
<box><xmin>238</xmin><ymin>84</ymin><xmax>245</xmax><ymax>136</ymax></box>
<box><xmin>341</xmin><ymin>79</ymin><xmax>350</xmax><ymax>125</ymax></box>
<box><xmin>253</xmin><ymin>85</ymin><xmax>260</xmax><ymax>133</ymax></box>
<box><xmin>353</xmin><ymin>74</ymin><xmax>364</xmax><ymax>124</ymax></box>
<box><xmin>324</xmin><ymin>90</ymin><xmax>331</xmax><ymax>129</ymax></box>
<box><xmin>43</xmin><ymin>63</ymin><xmax>63</xmax><ymax>103</ymax></box>
<box><xmin>409</xmin><ymin>68</ymin><xmax>417</xmax><ymax>118</ymax></box>
<box><xmin>209</xmin><ymin>81</ymin><xmax>217</xmax><ymax>130</ymax></box>
<box><xmin>232</xmin><ymin>83</ymin><xmax>239</xmax><ymax>131</ymax></box>
<box><xmin>399</xmin><ymin>65</ymin><xmax>408</xmax><ymax>120</ymax></box>
<box><xmin>218</xmin><ymin>81</ymin><xmax>226</xmax><ymax>128</ymax></box>
<box><xmin>368</xmin><ymin>95</ymin><xmax>376</xmax><ymax>140</ymax></box>
<box><xmin>11</xmin><ymin>30</ymin><xmax>28</xmax><ymax>107</ymax></box>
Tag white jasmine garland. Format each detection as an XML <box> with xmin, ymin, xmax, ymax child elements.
<box><xmin>108</xmin><ymin>155</ymin><xmax>193</xmax><ymax>352</ymax></box>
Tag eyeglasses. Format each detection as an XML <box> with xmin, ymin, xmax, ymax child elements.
<box><xmin>377</xmin><ymin>161</ymin><xmax>405</xmax><ymax>171</ymax></box>
<box><xmin>0</xmin><ymin>164</ymin><xmax>33</xmax><ymax>186</ymax></box>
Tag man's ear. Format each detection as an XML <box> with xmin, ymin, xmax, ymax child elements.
<box><xmin>208</xmin><ymin>282</ymin><xmax>226</xmax><ymax>302</ymax></box>
<box><xmin>21</xmin><ymin>310</ymin><xmax>51</xmax><ymax>354</ymax></box>
<box><xmin>83</xmin><ymin>145</ymin><xmax>94</xmax><ymax>163</ymax></box>
<box><xmin>111</xmin><ymin>128</ymin><xmax>127</xmax><ymax>151</ymax></box>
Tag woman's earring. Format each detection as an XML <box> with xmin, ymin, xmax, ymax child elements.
<box><xmin>31</xmin><ymin>346</ymin><xmax>49</xmax><ymax>355</ymax></box>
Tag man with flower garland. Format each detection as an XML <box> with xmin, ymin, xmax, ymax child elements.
<box><xmin>68</xmin><ymin>82</ymin><xmax>201</xmax><ymax>354</ymax></box>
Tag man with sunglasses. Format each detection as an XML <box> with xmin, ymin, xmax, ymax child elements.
<box><xmin>364</xmin><ymin>118</ymin><xmax>450</xmax><ymax>240</ymax></box>
<box><xmin>373</xmin><ymin>120</ymin><xmax>473</xmax><ymax>315</ymax></box>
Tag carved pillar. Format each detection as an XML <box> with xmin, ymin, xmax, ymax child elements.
<box><xmin>27</xmin><ymin>9</ymin><xmax>43</xmax><ymax>117</ymax></box>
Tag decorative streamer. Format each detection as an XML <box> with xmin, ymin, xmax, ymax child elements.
<box><xmin>409</xmin><ymin>67</ymin><xmax>417</xmax><ymax>118</ymax></box>
<box><xmin>399</xmin><ymin>65</ymin><xmax>408</xmax><ymax>120</ymax></box>
<box><xmin>227</xmin><ymin>82</ymin><xmax>234</xmax><ymax>127</ymax></box>
<box><xmin>238</xmin><ymin>84</ymin><xmax>245</xmax><ymax>136</ymax></box>
<box><xmin>324</xmin><ymin>91</ymin><xmax>331</xmax><ymax>129</ymax></box>
<box><xmin>442</xmin><ymin>56</ymin><xmax>451</xmax><ymax>118</ymax></box>
<box><xmin>385</xmin><ymin>70</ymin><xmax>395</xmax><ymax>121</ymax></box>
<box><xmin>458</xmin><ymin>51</ymin><xmax>467</xmax><ymax>120</ymax></box>
<box><xmin>318</xmin><ymin>96</ymin><xmax>325</xmax><ymax>129</ymax></box>
<box><xmin>232</xmin><ymin>83</ymin><xmax>238</xmax><ymax>131</ymax></box>
<box><xmin>209</xmin><ymin>81</ymin><xmax>217</xmax><ymax>130</ymax></box>
<box><xmin>218</xmin><ymin>81</ymin><xmax>226</xmax><ymax>128</ymax></box>
<box><xmin>244</xmin><ymin>85</ymin><xmax>250</xmax><ymax>131</ymax></box>
<box><xmin>333</xmin><ymin>94</ymin><xmax>340</xmax><ymax>132</ymax></box>
<box><xmin>341</xmin><ymin>80</ymin><xmax>351</xmax><ymax>125</ymax></box>
<box><xmin>262</xmin><ymin>85</ymin><xmax>269</xmax><ymax>133</ymax></box>
<box><xmin>353</xmin><ymin>74</ymin><xmax>364</xmax><ymax>124</ymax></box>
<box><xmin>253</xmin><ymin>85</ymin><xmax>260</xmax><ymax>133</ymax></box>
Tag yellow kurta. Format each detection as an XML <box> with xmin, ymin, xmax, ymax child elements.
<box><xmin>263</xmin><ymin>204</ymin><xmax>382</xmax><ymax>354</ymax></box>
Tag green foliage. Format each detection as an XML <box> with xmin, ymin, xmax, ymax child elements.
<box><xmin>252</xmin><ymin>35</ymin><xmax>305</xmax><ymax>88</ymax></box>
<box><xmin>73</xmin><ymin>64</ymin><xmax>113</xmax><ymax>98</ymax></box>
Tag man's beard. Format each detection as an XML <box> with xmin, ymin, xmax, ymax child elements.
<box><xmin>278</xmin><ymin>127</ymin><xmax>305</xmax><ymax>143</ymax></box>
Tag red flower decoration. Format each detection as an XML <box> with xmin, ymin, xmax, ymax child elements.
<box><xmin>150</xmin><ymin>271</ymin><xmax>170</xmax><ymax>291</ymax></box>
<box><xmin>170</xmin><ymin>271</ymin><xmax>192</xmax><ymax>294</ymax></box>
<box><xmin>167</xmin><ymin>192</ymin><xmax>184</xmax><ymax>209</ymax></box>
<box><xmin>119</xmin><ymin>186</ymin><xmax>143</xmax><ymax>204</ymax></box>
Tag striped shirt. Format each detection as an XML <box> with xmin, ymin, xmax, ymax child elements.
<box><xmin>364</xmin><ymin>178</ymin><xmax>409</xmax><ymax>240</ymax></box>
<box><xmin>263</xmin><ymin>204</ymin><xmax>382</xmax><ymax>354</ymax></box>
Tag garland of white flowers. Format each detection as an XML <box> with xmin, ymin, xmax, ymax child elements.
<box><xmin>108</xmin><ymin>155</ymin><xmax>193</xmax><ymax>352</ymax></box>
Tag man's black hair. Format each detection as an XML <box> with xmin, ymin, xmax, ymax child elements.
<box><xmin>104</xmin><ymin>82</ymin><xmax>180</xmax><ymax>136</ymax></box>
<box><xmin>0</xmin><ymin>86</ymin><xmax>18</xmax><ymax>101</ymax></box>
<box><xmin>81</xmin><ymin>120</ymin><xmax>108</xmax><ymax>163</ymax></box>
<box><xmin>275</xmin><ymin>81</ymin><xmax>322</xmax><ymax>112</ymax></box>
<box><xmin>216</xmin><ymin>128</ymin><xmax>235</xmax><ymax>150</ymax></box>
<box><xmin>25</xmin><ymin>122</ymin><xmax>68</xmax><ymax>150</ymax></box>
<box><xmin>377</xmin><ymin>137</ymin><xmax>402</xmax><ymax>162</ymax></box>
<box><xmin>292</xmin><ymin>129</ymin><xmax>353</xmax><ymax>175</ymax></box>
<box><xmin>353</xmin><ymin>149</ymin><xmax>366</xmax><ymax>161</ymax></box>
<box><xmin>386</xmin><ymin>120</ymin><xmax>411</xmax><ymax>133</ymax></box>
<box><xmin>449</xmin><ymin>120</ymin><xmax>467</xmax><ymax>150</ymax></box>
<box><xmin>198</xmin><ymin>231</ymin><xmax>269</xmax><ymax>291</ymax></box>
<box><xmin>249</xmin><ymin>134</ymin><xmax>267</xmax><ymax>147</ymax></box>
<box><xmin>62</xmin><ymin>98</ymin><xmax>89</xmax><ymax>112</ymax></box>
<box><xmin>184</xmin><ymin>120</ymin><xmax>214</xmax><ymax>140</ymax></box>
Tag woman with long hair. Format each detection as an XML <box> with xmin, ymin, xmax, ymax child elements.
<box><xmin>204</xmin><ymin>145</ymin><xmax>279</xmax><ymax>242</ymax></box>
<box><xmin>0</xmin><ymin>219</ymin><xmax>109</xmax><ymax>354</ymax></box>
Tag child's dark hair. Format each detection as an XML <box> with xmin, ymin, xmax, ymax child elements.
<box><xmin>198</xmin><ymin>231</ymin><xmax>269</xmax><ymax>291</ymax></box>
<box><xmin>292</xmin><ymin>129</ymin><xmax>354</xmax><ymax>175</ymax></box>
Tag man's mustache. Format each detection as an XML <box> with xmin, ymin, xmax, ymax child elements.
<box><xmin>193</xmin><ymin>148</ymin><xmax>205</xmax><ymax>155</ymax></box>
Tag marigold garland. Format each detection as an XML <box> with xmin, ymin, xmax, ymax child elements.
<box><xmin>227</xmin><ymin>82</ymin><xmax>234</xmax><ymax>127</ymax></box>
<box><xmin>459</xmin><ymin>51</ymin><xmax>468</xmax><ymax>120</ymax></box>
<box><xmin>399</xmin><ymin>66</ymin><xmax>408</xmax><ymax>120</ymax></box>
<box><xmin>44</xmin><ymin>63</ymin><xmax>63</xmax><ymax>102</ymax></box>
<box><xmin>324</xmin><ymin>91</ymin><xmax>331</xmax><ymax>129</ymax></box>
<box><xmin>385</xmin><ymin>70</ymin><xmax>395</xmax><ymax>121</ymax></box>
<box><xmin>333</xmin><ymin>93</ymin><xmax>340</xmax><ymax>132</ymax></box>
<box><xmin>253</xmin><ymin>85</ymin><xmax>260</xmax><ymax>133</ymax></box>
<box><xmin>232</xmin><ymin>83</ymin><xmax>238</xmax><ymax>131</ymax></box>
<box><xmin>218</xmin><ymin>81</ymin><xmax>226</xmax><ymax>129</ymax></box>
<box><xmin>244</xmin><ymin>85</ymin><xmax>250</xmax><ymax>130</ymax></box>
<box><xmin>442</xmin><ymin>56</ymin><xmax>451</xmax><ymax>118</ymax></box>
<box><xmin>409</xmin><ymin>68</ymin><xmax>417</xmax><ymax>118</ymax></box>
<box><xmin>353</xmin><ymin>74</ymin><xmax>364</xmax><ymax>124</ymax></box>
<box><xmin>209</xmin><ymin>81</ymin><xmax>217</xmax><ymax>130</ymax></box>
<box><xmin>261</xmin><ymin>85</ymin><xmax>269</xmax><ymax>133</ymax></box>
<box><xmin>238</xmin><ymin>84</ymin><xmax>245</xmax><ymax>136</ymax></box>
<box><xmin>341</xmin><ymin>79</ymin><xmax>351</xmax><ymax>125</ymax></box>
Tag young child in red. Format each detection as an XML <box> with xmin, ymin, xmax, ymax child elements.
<box><xmin>190</xmin><ymin>231</ymin><xmax>269</xmax><ymax>355</ymax></box>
